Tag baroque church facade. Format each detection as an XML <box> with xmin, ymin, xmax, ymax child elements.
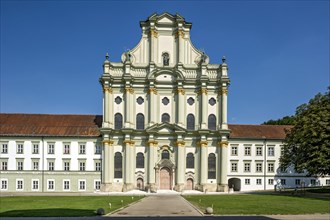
<box><xmin>1</xmin><ymin>13</ymin><xmax>328</xmax><ymax>193</ymax></box>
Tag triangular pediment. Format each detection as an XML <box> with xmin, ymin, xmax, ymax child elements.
<box><xmin>157</xmin><ymin>16</ymin><xmax>173</xmax><ymax>24</ymax></box>
<box><xmin>146</xmin><ymin>122</ymin><xmax>186</xmax><ymax>134</ymax></box>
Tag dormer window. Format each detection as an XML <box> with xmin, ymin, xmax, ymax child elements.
<box><xmin>162</xmin><ymin>52</ymin><xmax>169</xmax><ymax>66</ymax></box>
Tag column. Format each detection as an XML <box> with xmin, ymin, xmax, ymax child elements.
<box><xmin>148</xmin><ymin>85</ymin><xmax>158</xmax><ymax>125</ymax></box>
<box><xmin>103</xmin><ymin>88</ymin><xmax>110</xmax><ymax>127</ymax></box>
<box><xmin>221</xmin><ymin>87</ymin><xmax>228</xmax><ymax>129</ymax></box>
<box><xmin>124</xmin><ymin>85</ymin><xmax>134</xmax><ymax>128</ymax></box>
<box><xmin>123</xmin><ymin>139</ymin><xmax>135</xmax><ymax>191</ymax></box>
<box><xmin>199</xmin><ymin>140</ymin><xmax>208</xmax><ymax>189</ymax></box>
<box><xmin>200</xmin><ymin>87</ymin><xmax>208</xmax><ymax>129</ymax></box>
<box><xmin>175</xmin><ymin>140</ymin><xmax>185</xmax><ymax>191</ymax></box>
<box><xmin>147</xmin><ymin>140</ymin><xmax>158</xmax><ymax>192</ymax></box>
<box><xmin>101</xmin><ymin>140</ymin><xmax>113</xmax><ymax>191</ymax></box>
<box><xmin>177</xmin><ymin>86</ymin><xmax>185</xmax><ymax>126</ymax></box>
<box><xmin>218</xmin><ymin>140</ymin><xmax>229</xmax><ymax>192</ymax></box>
<box><xmin>108</xmin><ymin>88</ymin><xmax>114</xmax><ymax>127</ymax></box>
<box><xmin>177</xmin><ymin>29</ymin><xmax>185</xmax><ymax>64</ymax></box>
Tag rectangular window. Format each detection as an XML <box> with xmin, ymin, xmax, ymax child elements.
<box><xmin>95</xmin><ymin>162</ymin><xmax>101</xmax><ymax>171</ymax></box>
<box><xmin>79</xmin><ymin>162</ymin><xmax>85</xmax><ymax>171</ymax></box>
<box><xmin>17</xmin><ymin>180</ymin><xmax>23</xmax><ymax>190</ymax></box>
<box><xmin>1</xmin><ymin>180</ymin><xmax>8</xmax><ymax>189</ymax></box>
<box><xmin>245</xmin><ymin>179</ymin><xmax>250</xmax><ymax>185</ymax></box>
<box><xmin>268</xmin><ymin>163</ymin><xmax>274</xmax><ymax>172</ymax></box>
<box><xmin>268</xmin><ymin>146</ymin><xmax>275</xmax><ymax>156</ymax></box>
<box><xmin>256</xmin><ymin>163</ymin><xmax>262</xmax><ymax>172</ymax></box>
<box><xmin>1</xmin><ymin>144</ymin><xmax>8</xmax><ymax>153</ymax></box>
<box><xmin>281</xmin><ymin>179</ymin><xmax>286</xmax><ymax>185</ymax></box>
<box><xmin>326</xmin><ymin>179</ymin><xmax>330</xmax><ymax>185</ymax></box>
<box><xmin>244</xmin><ymin>146</ymin><xmax>251</xmax><ymax>156</ymax></box>
<box><xmin>256</xmin><ymin>146</ymin><xmax>262</xmax><ymax>156</ymax></box>
<box><xmin>32</xmin><ymin>180</ymin><xmax>39</xmax><ymax>190</ymax></box>
<box><xmin>256</xmin><ymin>179</ymin><xmax>262</xmax><ymax>185</ymax></box>
<box><xmin>244</xmin><ymin>163</ymin><xmax>250</xmax><ymax>172</ymax></box>
<box><xmin>48</xmin><ymin>162</ymin><xmax>54</xmax><ymax>171</ymax></box>
<box><xmin>32</xmin><ymin>144</ymin><xmax>39</xmax><ymax>154</ymax></box>
<box><xmin>268</xmin><ymin>179</ymin><xmax>274</xmax><ymax>185</ymax></box>
<box><xmin>63</xmin><ymin>180</ymin><xmax>70</xmax><ymax>190</ymax></box>
<box><xmin>64</xmin><ymin>162</ymin><xmax>70</xmax><ymax>171</ymax></box>
<box><xmin>95</xmin><ymin>145</ymin><xmax>101</xmax><ymax>154</ymax></box>
<box><xmin>17</xmin><ymin>144</ymin><xmax>23</xmax><ymax>154</ymax></box>
<box><xmin>231</xmin><ymin>145</ymin><xmax>238</xmax><ymax>156</ymax></box>
<box><xmin>79</xmin><ymin>144</ymin><xmax>86</xmax><ymax>154</ymax></box>
<box><xmin>48</xmin><ymin>180</ymin><xmax>54</xmax><ymax>190</ymax></box>
<box><xmin>295</xmin><ymin>179</ymin><xmax>301</xmax><ymax>185</ymax></box>
<box><xmin>79</xmin><ymin>180</ymin><xmax>86</xmax><ymax>190</ymax></box>
<box><xmin>231</xmin><ymin>163</ymin><xmax>238</xmax><ymax>172</ymax></box>
<box><xmin>33</xmin><ymin>161</ymin><xmax>39</xmax><ymax>170</ymax></box>
<box><xmin>48</xmin><ymin>144</ymin><xmax>55</xmax><ymax>154</ymax></box>
<box><xmin>95</xmin><ymin>181</ymin><xmax>101</xmax><ymax>190</ymax></box>
<box><xmin>1</xmin><ymin>161</ymin><xmax>8</xmax><ymax>170</ymax></box>
<box><xmin>17</xmin><ymin>161</ymin><xmax>23</xmax><ymax>170</ymax></box>
<box><xmin>311</xmin><ymin>179</ymin><xmax>316</xmax><ymax>185</ymax></box>
<box><xmin>64</xmin><ymin>144</ymin><xmax>70</xmax><ymax>154</ymax></box>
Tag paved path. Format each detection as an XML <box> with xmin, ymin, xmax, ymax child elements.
<box><xmin>110</xmin><ymin>195</ymin><xmax>202</xmax><ymax>217</ymax></box>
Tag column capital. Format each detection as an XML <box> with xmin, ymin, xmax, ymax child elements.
<box><xmin>197</xmin><ymin>141</ymin><xmax>208</xmax><ymax>147</ymax></box>
<box><xmin>218</xmin><ymin>141</ymin><xmax>229</xmax><ymax>147</ymax></box>
<box><xmin>124</xmin><ymin>87</ymin><xmax>134</xmax><ymax>94</ymax></box>
<box><xmin>197</xmin><ymin>88</ymin><xmax>208</xmax><ymax>95</ymax></box>
<box><xmin>150</xmin><ymin>29</ymin><xmax>158</xmax><ymax>38</ymax></box>
<box><xmin>175</xmin><ymin>141</ymin><xmax>185</xmax><ymax>147</ymax></box>
<box><xmin>148</xmin><ymin>87</ymin><xmax>158</xmax><ymax>95</ymax></box>
<box><xmin>103</xmin><ymin>87</ymin><xmax>113</xmax><ymax>94</ymax></box>
<box><xmin>175</xmin><ymin>30</ymin><xmax>185</xmax><ymax>39</ymax></box>
<box><xmin>176</xmin><ymin>88</ymin><xmax>185</xmax><ymax>95</ymax></box>
<box><xmin>123</xmin><ymin>140</ymin><xmax>135</xmax><ymax>146</ymax></box>
<box><xmin>103</xmin><ymin>140</ymin><xmax>114</xmax><ymax>146</ymax></box>
<box><xmin>147</xmin><ymin>140</ymin><xmax>158</xmax><ymax>146</ymax></box>
<box><xmin>218</xmin><ymin>88</ymin><xmax>228</xmax><ymax>96</ymax></box>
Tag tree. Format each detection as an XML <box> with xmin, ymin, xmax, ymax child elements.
<box><xmin>280</xmin><ymin>88</ymin><xmax>330</xmax><ymax>176</ymax></box>
<box><xmin>262</xmin><ymin>115</ymin><xmax>295</xmax><ymax>125</ymax></box>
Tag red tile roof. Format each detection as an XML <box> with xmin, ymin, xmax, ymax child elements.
<box><xmin>228</xmin><ymin>124</ymin><xmax>292</xmax><ymax>139</ymax></box>
<box><xmin>0</xmin><ymin>114</ymin><xmax>102</xmax><ymax>137</ymax></box>
<box><xmin>0</xmin><ymin>114</ymin><xmax>291</xmax><ymax>139</ymax></box>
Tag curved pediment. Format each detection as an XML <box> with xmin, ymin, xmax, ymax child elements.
<box><xmin>147</xmin><ymin>69</ymin><xmax>185</xmax><ymax>82</ymax></box>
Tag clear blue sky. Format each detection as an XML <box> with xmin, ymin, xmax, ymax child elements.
<box><xmin>1</xmin><ymin>0</ymin><xmax>329</xmax><ymax>124</ymax></box>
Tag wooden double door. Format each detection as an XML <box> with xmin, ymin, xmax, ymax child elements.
<box><xmin>159</xmin><ymin>167</ymin><xmax>171</xmax><ymax>189</ymax></box>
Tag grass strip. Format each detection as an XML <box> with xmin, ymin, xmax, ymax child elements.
<box><xmin>185</xmin><ymin>194</ymin><xmax>330</xmax><ymax>215</ymax></box>
<box><xmin>0</xmin><ymin>195</ymin><xmax>143</xmax><ymax>217</ymax></box>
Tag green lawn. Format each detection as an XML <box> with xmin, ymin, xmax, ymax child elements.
<box><xmin>185</xmin><ymin>194</ymin><xmax>330</xmax><ymax>215</ymax></box>
<box><xmin>0</xmin><ymin>195</ymin><xmax>143</xmax><ymax>217</ymax></box>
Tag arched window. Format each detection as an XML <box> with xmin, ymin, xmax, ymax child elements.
<box><xmin>114</xmin><ymin>113</ymin><xmax>123</xmax><ymax>130</ymax></box>
<box><xmin>136</xmin><ymin>113</ymin><xmax>145</xmax><ymax>130</ymax></box>
<box><xmin>208</xmin><ymin>153</ymin><xmax>216</xmax><ymax>179</ymax></box>
<box><xmin>186</xmin><ymin>153</ymin><xmax>194</xmax><ymax>168</ymax></box>
<box><xmin>136</xmin><ymin>152</ymin><xmax>144</xmax><ymax>168</ymax></box>
<box><xmin>208</xmin><ymin>114</ymin><xmax>216</xmax><ymax>130</ymax></box>
<box><xmin>187</xmin><ymin>114</ymin><xmax>195</xmax><ymax>130</ymax></box>
<box><xmin>161</xmin><ymin>113</ymin><xmax>170</xmax><ymax>123</ymax></box>
<box><xmin>162</xmin><ymin>52</ymin><xmax>169</xmax><ymax>66</ymax></box>
<box><xmin>161</xmin><ymin>150</ymin><xmax>170</xmax><ymax>159</ymax></box>
<box><xmin>114</xmin><ymin>152</ymin><xmax>122</xmax><ymax>178</ymax></box>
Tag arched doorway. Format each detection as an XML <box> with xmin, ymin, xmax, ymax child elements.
<box><xmin>186</xmin><ymin>178</ymin><xmax>193</xmax><ymax>190</ymax></box>
<box><xmin>160</xmin><ymin>167</ymin><xmax>171</xmax><ymax>189</ymax></box>
<box><xmin>228</xmin><ymin>178</ymin><xmax>241</xmax><ymax>191</ymax></box>
<box><xmin>137</xmin><ymin>178</ymin><xmax>144</xmax><ymax>190</ymax></box>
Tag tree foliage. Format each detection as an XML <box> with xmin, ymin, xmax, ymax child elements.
<box><xmin>280</xmin><ymin>88</ymin><xmax>330</xmax><ymax>176</ymax></box>
<box><xmin>262</xmin><ymin>116</ymin><xmax>295</xmax><ymax>125</ymax></box>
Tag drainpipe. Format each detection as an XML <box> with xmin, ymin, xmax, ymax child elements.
<box><xmin>263</xmin><ymin>137</ymin><xmax>267</xmax><ymax>190</ymax></box>
<box><xmin>42</xmin><ymin>136</ymin><xmax>44</xmax><ymax>192</ymax></box>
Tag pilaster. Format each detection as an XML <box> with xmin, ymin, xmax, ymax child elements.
<box><xmin>147</xmin><ymin>139</ymin><xmax>158</xmax><ymax>192</ymax></box>
<box><xmin>217</xmin><ymin>139</ymin><xmax>228</xmax><ymax>192</ymax></box>
<box><xmin>101</xmin><ymin>139</ymin><xmax>114</xmax><ymax>192</ymax></box>
<box><xmin>174</xmin><ymin>140</ymin><xmax>185</xmax><ymax>191</ymax></box>
<box><xmin>148</xmin><ymin>83</ymin><xmax>158</xmax><ymax>126</ymax></box>
<box><xmin>123</xmin><ymin>138</ymin><xmax>135</xmax><ymax>192</ymax></box>
<box><xmin>176</xmin><ymin>84</ymin><xmax>185</xmax><ymax>126</ymax></box>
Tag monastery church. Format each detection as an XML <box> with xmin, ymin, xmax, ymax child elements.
<box><xmin>1</xmin><ymin>13</ymin><xmax>328</xmax><ymax>193</ymax></box>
